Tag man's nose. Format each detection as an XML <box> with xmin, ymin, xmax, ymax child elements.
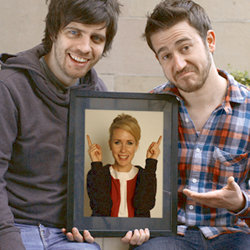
<box><xmin>76</xmin><ymin>36</ymin><xmax>91</xmax><ymax>54</ymax></box>
<box><xmin>173</xmin><ymin>53</ymin><xmax>187</xmax><ymax>72</ymax></box>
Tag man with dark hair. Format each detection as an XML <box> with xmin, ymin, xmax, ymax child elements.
<box><xmin>0</xmin><ymin>0</ymin><xmax>121</xmax><ymax>249</ymax></box>
<box><xmin>136</xmin><ymin>0</ymin><xmax>249</xmax><ymax>249</ymax></box>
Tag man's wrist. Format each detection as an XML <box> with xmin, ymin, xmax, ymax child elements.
<box><xmin>230</xmin><ymin>191</ymin><xmax>248</xmax><ymax>214</ymax></box>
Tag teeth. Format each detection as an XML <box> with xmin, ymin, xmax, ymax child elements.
<box><xmin>70</xmin><ymin>54</ymin><xmax>88</xmax><ymax>63</ymax></box>
<box><xmin>119</xmin><ymin>155</ymin><xmax>128</xmax><ymax>159</ymax></box>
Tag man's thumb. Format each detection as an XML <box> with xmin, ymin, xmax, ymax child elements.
<box><xmin>227</xmin><ymin>176</ymin><xmax>236</xmax><ymax>189</ymax></box>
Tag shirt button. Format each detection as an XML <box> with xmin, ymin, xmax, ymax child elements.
<box><xmin>189</xmin><ymin>205</ymin><xmax>194</xmax><ymax>210</ymax></box>
<box><xmin>192</xmin><ymin>178</ymin><xmax>197</xmax><ymax>183</ymax></box>
<box><xmin>185</xmin><ymin>118</ymin><xmax>189</xmax><ymax>123</ymax></box>
<box><xmin>196</xmin><ymin>148</ymin><xmax>201</xmax><ymax>153</ymax></box>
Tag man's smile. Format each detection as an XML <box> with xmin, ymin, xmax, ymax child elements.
<box><xmin>69</xmin><ymin>53</ymin><xmax>89</xmax><ymax>63</ymax></box>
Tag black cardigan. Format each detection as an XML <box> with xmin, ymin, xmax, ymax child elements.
<box><xmin>87</xmin><ymin>158</ymin><xmax>157</xmax><ymax>217</ymax></box>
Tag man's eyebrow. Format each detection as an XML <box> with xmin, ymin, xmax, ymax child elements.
<box><xmin>156</xmin><ymin>37</ymin><xmax>192</xmax><ymax>56</ymax></box>
<box><xmin>64</xmin><ymin>26</ymin><xmax>80</xmax><ymax>31</ymax></box>
<box><xmin>175</xmin><ymin>37</ymin><xmax>192</xmax><ymax>46</ymax></box>
<box><xmin>64</xmin><ymin>25</ymin><xmax>106</xmax><ymax>33</ymax></box>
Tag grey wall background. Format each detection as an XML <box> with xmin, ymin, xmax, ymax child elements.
<box><xmin>0</xmin><ymin>0</ymin><xmax>249</xmax><ymax>249</ymax></box>
<box><xmin>0</xmin><ymin>0</ymin><xmax>249</xmax><ymax>93</ymax></box>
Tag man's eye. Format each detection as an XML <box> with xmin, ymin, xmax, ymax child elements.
<box><xmin>127</xmin><ymin>141</ymin><xmax>134</xmax><ymax>145</ymax></box>
<box><xmin>114</xmin><ymin>141</ymin><xmax>120</xmax><ymax>145</ymax></box>
<box><xmin>68</xmin><ymin>30</ymin><xmax>79</xmax><ymax>36</ymax></box>
<box><xmin>163</xmin><ymin>55</ymin><xmax>169</xmax><ymax>60</ymax></box>
<box><xmin>92</xmin><ymin>35</ymin><xmax>104</xmax><ymax>43</ymax></box>
<box><xmin>182</xmin><ymin>45</ymin><xmax>190</xmax><ymax>53</ymax></box>
<box><xmin>162</xmin><ymin>54</ymin><xmax>170</xmax><ymax>61</ymax></box>
<box><xmin>93</xmin><ymin>35</ymin><xmax>100</xmax><ymax>41</ymax></box>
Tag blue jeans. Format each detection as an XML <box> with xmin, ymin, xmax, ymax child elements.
<box><xmin>15</xmin><ymin>223</ymin><xmax>101</xmax><ymax>250</ymax></box>
<box><xmin>135</xmin><ymin>228</ymin><xmax>250</xmax><ymax>250</ymax></box>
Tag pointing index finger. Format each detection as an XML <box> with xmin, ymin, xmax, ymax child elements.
<box><xmin>86</xmin><ymin>135</ymin><xmax>92</xmax><ymax>147</ymax></box>
<box><xmin>156</xmin><ymin>135</ymin><xmax>162</xmax><ymax>145</ymax></box>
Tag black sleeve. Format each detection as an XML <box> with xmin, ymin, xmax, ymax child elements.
<box><xmin>87</xmin><ymin>162</ymin><xmax>112</xmax><ymax>216</ymax></box>
<box><xmin>133</xmin><ymin>158</ymin><xmax>157</xmax><ymax>217</ymax></box>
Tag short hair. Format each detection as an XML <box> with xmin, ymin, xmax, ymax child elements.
<box><xmin>43</xmin><ymin>0</ymin><xmax>121</xmax><ymax>56</ymax></box>
<box><xmin>144</xmin><ymin>0</ymin><xmax>212</xmax><ymax>52</ymax></box>
<box><xmin>109</xmin><ymin>114</ymin><xmax>141</xmax><ymax>145</ymax></box>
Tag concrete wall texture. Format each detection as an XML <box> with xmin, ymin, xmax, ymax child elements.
<box><xmin>0</xmin><ymin>0</ymin><xmax>249</xmax><ymax>249</ymax></box>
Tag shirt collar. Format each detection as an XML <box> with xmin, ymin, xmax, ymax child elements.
<box><xmin>154</xmin><ymin>69</ymin><xmax>248</xmax><ymax>108</ymax></box>
<box><xmin>220</xmin><ymin>69</ymin><xmax>247</xmax><ymax>104</ymax></box>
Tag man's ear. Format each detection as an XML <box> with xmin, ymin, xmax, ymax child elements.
<box><xmin>206</xmin><ymin>30</ymin><xmax>216</xmax><ymax>53</ymax></box>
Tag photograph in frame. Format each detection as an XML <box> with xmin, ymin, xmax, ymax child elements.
<box><xmin>67</xmin><ymin>90</ymin><xmax>178</xmax><ymax>237</ymax></box>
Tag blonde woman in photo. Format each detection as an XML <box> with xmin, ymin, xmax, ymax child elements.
<box><xmin>87</xmin><ymin>113</ymin><xmax>162</xmax><ymax>218</ymax></box>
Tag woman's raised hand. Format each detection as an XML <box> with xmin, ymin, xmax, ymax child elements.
<box><xmin>146</xmin><ymin>136</ymin><xmax>162</xmax><ymax>159</ymax></box>
<box><xmin>86</xmin><ymin>135</ymin><xmax>102</xmax><ymax>162</ymax></box>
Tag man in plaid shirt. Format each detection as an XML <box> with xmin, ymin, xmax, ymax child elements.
<box><xmin>133</xmin><ymin>0</ymin><xmax>249</xmax><ymax>249</ymax></box>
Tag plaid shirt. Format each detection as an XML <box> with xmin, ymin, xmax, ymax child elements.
<box><xmin>152</xmin><ymin>70</ymin><xmax>250</xmax><ymax>239</ymax></box>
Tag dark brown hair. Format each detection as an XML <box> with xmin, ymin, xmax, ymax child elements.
<box><xmin>43</xmin><ymin>0</ymin><xmax>121</xmax><ymax>56</ymax></box>
<box><xmin>144</xmin><ymin>0</ymin><xmax>212</xmax><ymax>52</ymax></box>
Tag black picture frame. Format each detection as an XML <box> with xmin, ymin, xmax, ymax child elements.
<box><xmin>67</xmin><ymin>90</ymin><xmax>179</xmax><ymax>237</ymax></box>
